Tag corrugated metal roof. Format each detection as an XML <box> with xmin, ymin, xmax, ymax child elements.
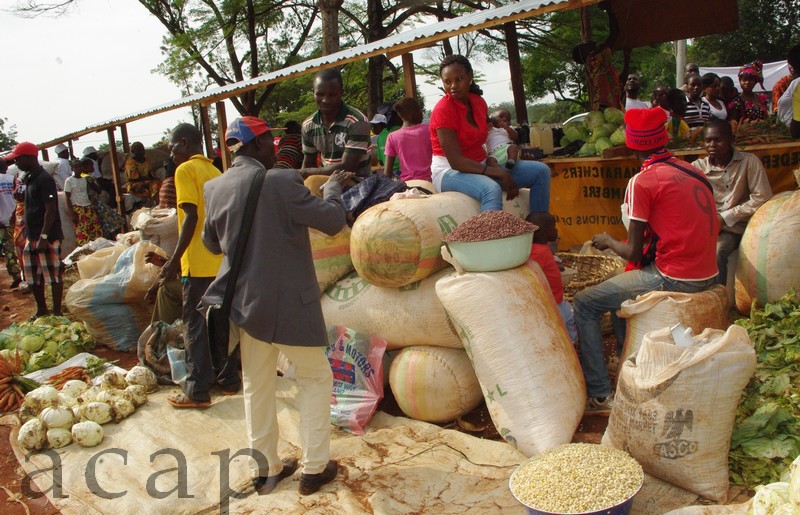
<box><xmin>40</xmin><ymin>0</ymin><xmax>595</xmax><ymax>147</ymax></box>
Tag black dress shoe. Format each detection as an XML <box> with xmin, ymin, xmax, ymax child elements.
<box><xmin>253</xmin><ymin>459</ymin><xmax>298</xmax><ymax>495</ymax></box>
<box><xmin>298</xmin><ymin>460</ymin><xmax>338</xmax><ymax>496</ymax></box>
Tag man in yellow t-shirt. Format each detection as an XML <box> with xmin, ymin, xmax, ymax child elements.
<box><xmin>157</xmin><ymin>123</ymin><xmax>239</xmax><ymax>408</ymax></box>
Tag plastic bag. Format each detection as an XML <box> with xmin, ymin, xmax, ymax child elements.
<box><xmin>325</xmin><ymin>326</ymin><xmax>387</xmax><ymax>435</ymax></box>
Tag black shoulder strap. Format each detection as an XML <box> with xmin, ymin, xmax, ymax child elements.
<box><xmin>663</xmin><ymin>159</ymin><xmax>714</xmax><ymax>193</ymax></box>
<box><xmin>220</xmin><ymin>168</ymin><xmax>267</xmax><ymax>317</ymax></box>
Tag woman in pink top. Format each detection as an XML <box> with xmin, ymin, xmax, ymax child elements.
<box><xmin>383</xmin><ymin>97</ymin><xmax>432</xmax><ymax>182</ymax></box>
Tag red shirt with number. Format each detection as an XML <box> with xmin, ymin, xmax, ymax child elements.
<box><xmin>625</xmin><ymin>151</ymin><xmax>718</xmax><ymax>281</ymax></box>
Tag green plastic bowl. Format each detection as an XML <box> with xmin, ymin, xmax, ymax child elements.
<box><xmin>444</xmin><ymin>232</ymin><xmax>533</xmax><ymax>272</ymax></box>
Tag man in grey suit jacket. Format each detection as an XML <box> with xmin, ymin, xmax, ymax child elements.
<box><xmin>202</xmin><ymin>116</ymin><xmax>352</xmax><ymax>496</ymax></box>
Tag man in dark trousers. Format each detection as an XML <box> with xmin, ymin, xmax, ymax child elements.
<box><xmin>4</xmin><ymin>142</ymin><xmax>65</xmax><ymax>318</ymax></box>
<box><xmin>575</xmin><ymin>108</ymin><xmax>719</xmax><ymax>414</ymax></box>
<box><xmin>202</xmin><ymin>116</ymin><xmax>350</xmax><ymax>495</ymax></box>
<box><xmin>158</xmin><ymin>123</ymin><xmax>239</xmax><ymax>408</ymax></box>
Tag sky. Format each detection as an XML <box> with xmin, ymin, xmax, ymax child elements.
<box><xmin>0</xmin><ymin>0</ymin><xmax>516</xmax><ymax>154</ymax></box>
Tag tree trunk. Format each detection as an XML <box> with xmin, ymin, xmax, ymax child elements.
<box><xmin>319</xmin><ymin>0</ymin><xmax>343</xmax><ymax>55</ymax></box>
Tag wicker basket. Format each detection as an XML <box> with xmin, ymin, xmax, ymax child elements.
<box><xmin>557</xmin><ymin>252</ymin><xmax>624</xmax><ymax>302</ymax></box>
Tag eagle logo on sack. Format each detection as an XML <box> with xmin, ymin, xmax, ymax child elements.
<box><xmin>653</xmin><ymin>409</ymin><xmax>698</xmax><ymax>459</ymax></box>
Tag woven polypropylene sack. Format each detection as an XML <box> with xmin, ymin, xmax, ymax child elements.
<box><xmin>321</xmin><ymin>268</ymin><xmax>461</xmax><ymax>350</ymax></box>
<box><xmin>310</xmin><ymin>226</ymin><xmax>353</xmax><ymax>294</ymax></box>
<box><xmin>131</xmin><ymin>207</ymin><xmax>178</xmax><ymax>254</ymax></box>
<box><xmin>735</xmin><ymin>182</ymin><xmax>800</xmax><ymax>314</ymax></box>
<box><xmin>65</xmin><ymin>241</ymin><xmax>163</xmax><ymax>351</ymax></box>
<box><xmin>435</xmin><ymin>260</ymin><xmax>586</xmax><ymax>456</ymax></box>
<box><xmin>350</xmin><ymin>192</ymin><xmax>479</xmax><ymax>288</ymax></box>
<box><xmin>602</xmin><ymin>325</ymin><xmax>756</xmax><ymax>502</ymax></box>
<box><xmin>389</xmin><ymin>346</ymin><xmax>482</xmax><ymax>423</ymax></box>
<box><xmin>618</xmin><ymin>285</ymin><xmax>729</xmax><ymax>364</ymax></box>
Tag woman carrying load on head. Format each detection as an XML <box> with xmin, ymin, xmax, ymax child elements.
<box><xmin>429</xmin><ymin>54</ymin><xmax>551</xmax><ymax>213</ymax></box>
<box><xmin>727</xmin><ymin>60</ymin><xmax>770</xmax><ymax>124</ymax></box>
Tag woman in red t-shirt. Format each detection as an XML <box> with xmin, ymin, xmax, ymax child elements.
<box><xmin>429</xmin><ymin>55</ymin><xmax>550</xmax><ymax>212</ymax></box>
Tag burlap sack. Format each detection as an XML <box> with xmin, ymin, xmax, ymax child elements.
<box><xmin>602</xmin><ymin>325</ymin><xmax>756</xmax><ymax>502</ymax></box>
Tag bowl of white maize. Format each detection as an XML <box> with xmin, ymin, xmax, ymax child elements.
<box><xmin>509</xmin><ymin>443</ymin><xmax>643</xmax><ymax>515</ymax></box>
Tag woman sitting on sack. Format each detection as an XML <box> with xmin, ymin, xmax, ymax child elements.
<box><xmin>429</xmin><ymin>54</ymin><xmax>551</xmax><ymax>212</ymax></box>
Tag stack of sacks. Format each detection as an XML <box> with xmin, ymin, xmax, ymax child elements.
<box><xmin>320</xmin><ymin>190</ymin><xmax>536</xmax><ymax>427</ymax></box>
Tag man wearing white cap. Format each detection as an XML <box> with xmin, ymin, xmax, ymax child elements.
<box><xmin>82</xmin><ymin>146</ymin><xmax>101</xmax><ymax>179</ymax></box>
<box><xmin>53</xmin><ymin>144</ymin><xmax>71</xmax><ymax>191</ymax></box>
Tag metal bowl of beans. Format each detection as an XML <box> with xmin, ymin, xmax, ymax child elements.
<box><xmin>508</xmin><ymin>443</ymin><xmax>644</xmax><ymax>515</ymax></box>
<box><xmin>442</xmin><ymin>211</ymin><xmax>537</xmax><ymax>272</ymax></box>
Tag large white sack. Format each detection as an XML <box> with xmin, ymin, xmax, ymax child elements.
<box><xmin>321</xmin><ymin>268</ymin><xmax>461</xmax><ymax>350</ymax></box>
<box><xmin>435</xmin><ymin>260</ymin><xmax>586</xmax><ymax>456</ymax></box>
<box><xmin>603</xmin><ymin>325</ymin><xmax>756</xmax><ymax>502</ymax></box>
<box><xmin>618</xmin><ymin>285</ymin><xmax>729</xmax><ymax>364</ymax></box>
<box><xmin>65</xmin><ymin>241</ymin><xmax>163</xmax><ymax>351</ymax></box>
<box><xmin>388</xmin><ymin>346</ymin><xmax>482</xmax><ymax>423</ymax></box>
<box><xmin>130</xmin><ymin>207</ymin><xmax>178</xmax><ymax>254</ymax></box>
<box><xmin>735</xmin><ymin>172</ymin><xmax>800</xmax><ymax>314</ymax></box>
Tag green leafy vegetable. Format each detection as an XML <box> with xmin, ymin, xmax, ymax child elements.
<box><xmin>730</xmin><ymin>291</ymin><xmax>800</xmax><ymax>489</ymax></box>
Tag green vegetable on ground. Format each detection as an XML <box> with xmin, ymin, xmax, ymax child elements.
<box><xmin>730</xmin><ymin>291</ymin><xmax>800</xmax><ymax>489</ymax></box>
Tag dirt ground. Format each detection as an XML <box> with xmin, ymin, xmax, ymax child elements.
<box><xmin>0</xmin><ymin>263</ymin><xmax>610</xmax><ymax>514</ymax></box>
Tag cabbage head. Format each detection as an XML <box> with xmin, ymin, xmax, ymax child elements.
<box><xmin>41</xmin><ymin>340</ymin><xmax>58</xmax><ymax>356</ymax></box>
<box><xmin>577</xmin><ymin>143</ymin><xmax>597</xmax><ymax>157</ymax></box>
<box><xmin>595</xmin><ymin>137</ymin><xmax>613</xmax><ymax>154</ymax></box>
<box><xmin>19</xmin><ymin>335</ymin><xmax>45</xmax><ymax>353</ymax></box>
<box><xmin>560</xmin><ymin>135</ymin><xmax>572</xmax><ymax>147</ymax></box>
<box><xmin>565</xmin><ymin>126</ymin><xmax>588</xmax><ymax>144</ymax></box>
<box><xmin>604</xmin><ymin>107</ymin><xmax>625</xmax><ymax>125</ymax></box>
<box><xmin>610</xmin><ymin>127</ymin><xmax>626</xmax><ymax>146</ymax></box>
<box><xmin>752</xmin><ymin>482</ymin><xmax>790</xmax><ymax>515</ymax></box>
<box><xmin>589</xmin><ymin>126</ymin><xmax>612</xmax><ymax>142</ymax></box>
<box><xmin>27</xmin><ymin>350</ymin><xmax>56</xmax><ymax>372</ymax></box>
<box><xmin>585</xmin><ymin>111</ymin><xmax>606</xmax><ymax>130</ymax></box>
<box><xmin>58</xmin><ymin>340</ymin><xmax>79</xmax><ymax>360</ymax></box>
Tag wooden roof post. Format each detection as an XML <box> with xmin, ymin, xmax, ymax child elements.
<box><xmin>67</xmin><ymin>141</ymin><xmax>75</xmax><ymax>160</ymax></box>
<box><xmin>504</xmin><ymin>21</ymin><xmax>528</xmax><ymax>125</ymax></box>
<box><xmin>216</xmin><ymin>101</ymin><xmax>230</xmax><ymax>171</ymax></box>
<box><xmin>106</xmin><ymin>127</ymin><xmax>126</xmax><ymax>224</ymax></box>
<box><xmin>402</xmin><ymin>53</ymin><xmax>417</xmax><ymax>99</ymax></box>
<box><xmin>120</xmin><ymin>124</ymin><xmax>130</xmax><ymax>153</ymax></box>
<box><xmin>41</xmin><ymin>149</ymin><xmax>49</xmax><ymax>162</ymax></box>
<box><xmin>200</xmin><ymin>104</ymin><xmax>214</xmax><ymax>158</ymax></box>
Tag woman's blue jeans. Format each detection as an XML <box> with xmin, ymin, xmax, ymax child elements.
<box><xmin>439</xmin><ymin>159</ymin><xmax>551</xmax><ymax>212</ymax></box>
<box><xmin>573</xmin><ymin>264</ymin><xmax>717</xmax><ymax>398</ymax></box>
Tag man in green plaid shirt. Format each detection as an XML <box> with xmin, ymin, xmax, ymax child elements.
<box><xmin>301</xmin><ymin>69</ymin><xmax>371</xmax><ymax>196</ymax></box>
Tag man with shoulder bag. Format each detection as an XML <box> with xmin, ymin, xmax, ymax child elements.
<box><xmin>201</xmin><ymin>116</ymin><xmax>351</xmax><ymax>496</ymax></box>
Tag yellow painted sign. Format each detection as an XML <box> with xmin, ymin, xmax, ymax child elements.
<box><xmin>545</xmin><ymin>141</ymin><xmax>800</xmax><ymax>249</ymax></box>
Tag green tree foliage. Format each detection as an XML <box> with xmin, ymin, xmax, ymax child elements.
<box><xmin>0</xmin><ymin>118</ymin><xmax>19</xmax><ymax>153</ymax></box>
<box><xmin>690</xmin><ymin>0</ymin><xmax>800</xmax><ymax>66</ymax></box>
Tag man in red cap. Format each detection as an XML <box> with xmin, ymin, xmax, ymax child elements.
<box><xmin>575</xmin><ymin>107</ymin><xmax>719</xmax><ymax>414</ymax></box>
<box><xmin>202</xmin><ymin>116</ymin><xmax>350</xmax><ymax>495</ymax></box>
<box><xmin>4</xmin><ymin>142</ymin><xmax>65</xmax><ymax>318</ymax></box>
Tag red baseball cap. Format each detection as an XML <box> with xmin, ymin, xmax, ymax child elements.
<box><xmin>225</xmin><ymin>116</ymin><xmax>270</xmax><ymax>147</ymax></box>
<box><xmin>4</xmin><ymin>141</ymin><xmax>39</xmax><ymax>161</ymax></box>
<box><xmin>624</xmin><ymin>108</ymin><xmax>669</xmax><ymax>151</ymax></box>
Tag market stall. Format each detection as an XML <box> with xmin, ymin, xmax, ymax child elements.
<box><xmin>546</xmin><ymin>141</ymin><xmax>800</xmax><ymax>249</ymax></box>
